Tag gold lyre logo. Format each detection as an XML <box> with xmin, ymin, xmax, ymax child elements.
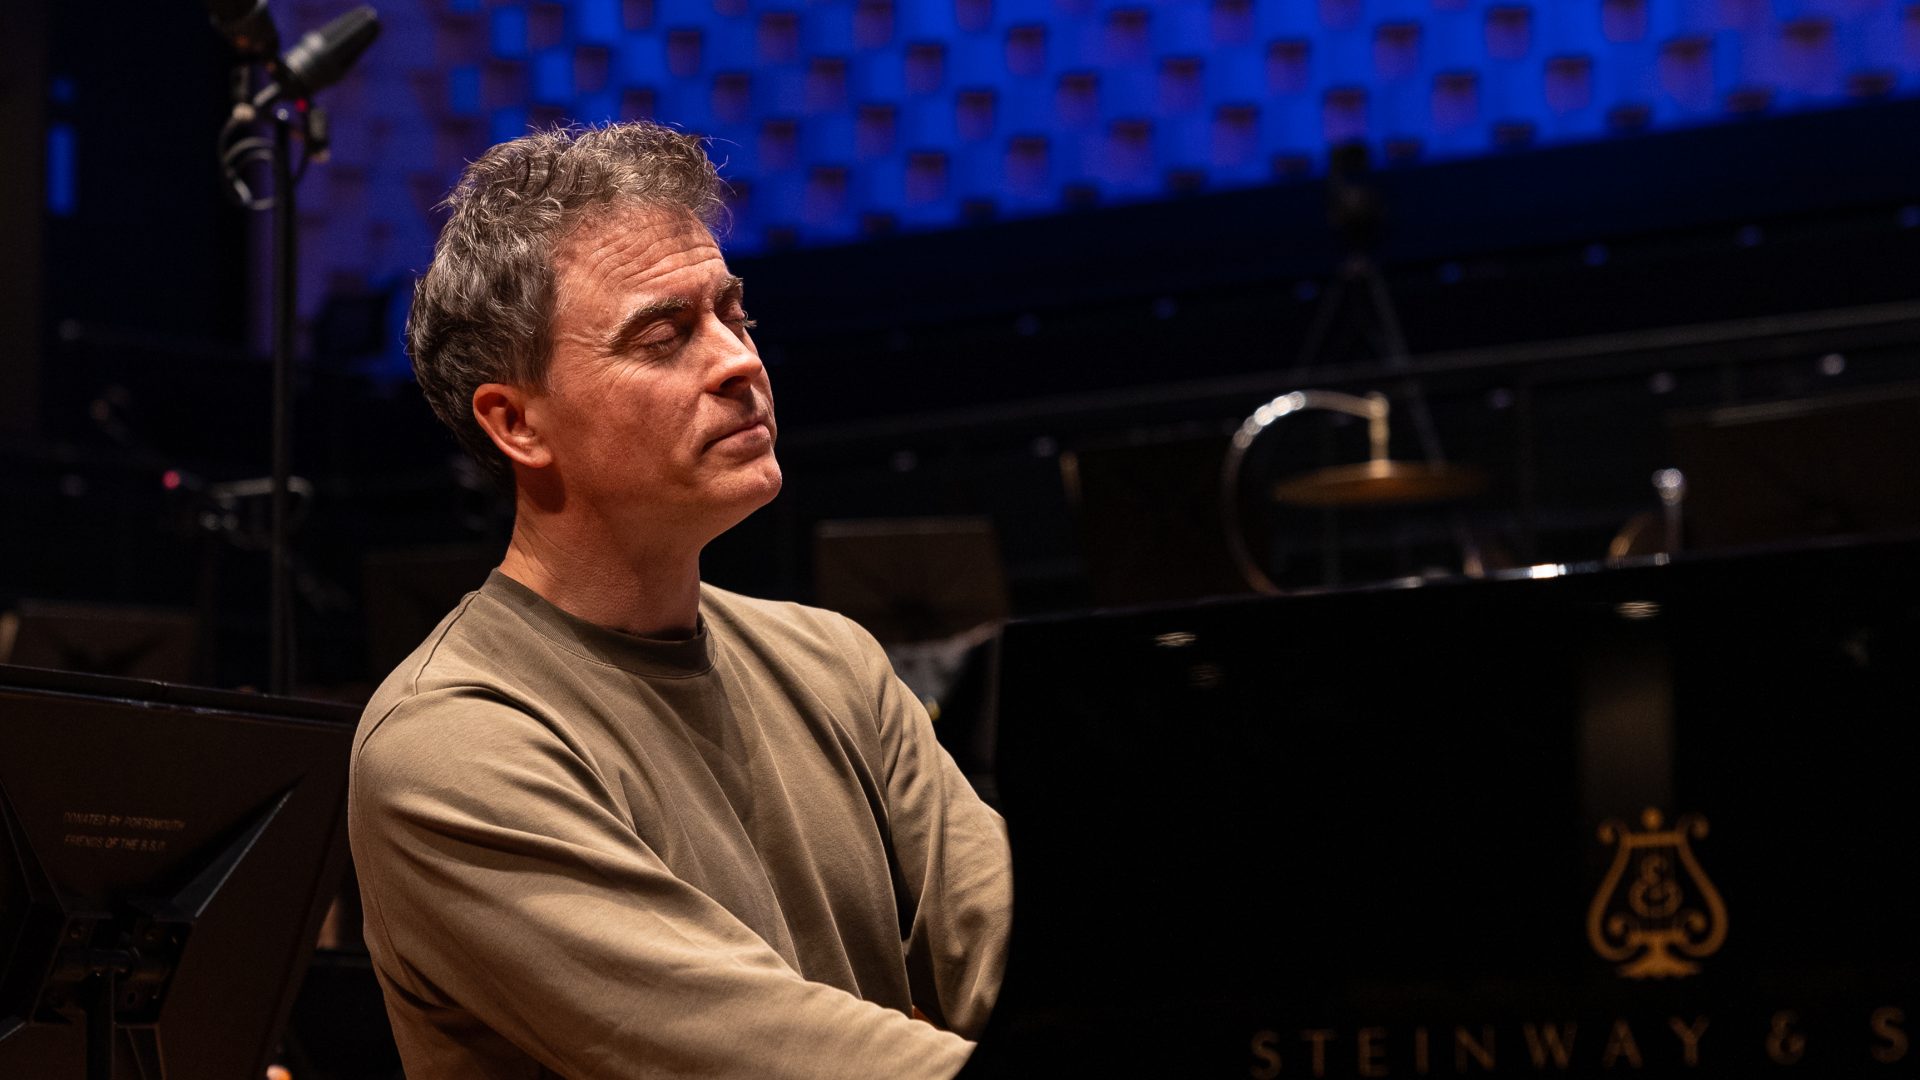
<box><xmin>1587</xmin><ymin>808</ymin><xmax>1728</xmax><ymax>979</ymax></box>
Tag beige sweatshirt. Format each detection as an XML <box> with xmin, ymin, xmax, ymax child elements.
<box><xmin>349</xmin><ymin>571</ymin><xmax>1011</xmax><ymax>1079</ymax></box>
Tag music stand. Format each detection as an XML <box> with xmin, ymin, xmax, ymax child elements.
<box><xmin>0</xmin><ymin>664</ymin><xmax>356</xmax><ymax>1080</ymax></box>
<box><xmin>1062</xmin><ymin>434</ymin><xmax>1253</xmax><ymax>607</ymax></box>
<box><xmin>812</xmin><ymin>517</ymin><xmax>1009</xmax><ymax>645</ymax></box>
<box><xmin>0</xmin><ymin>602</ymin><xmax>198</xmax><ymax>682</ymax></box>
<box><xmin>1668</xmin><ymin>384</ymin><xmax>1920</xmax><ymax>551</ymax></box>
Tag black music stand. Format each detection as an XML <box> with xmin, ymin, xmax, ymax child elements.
<box><xmin>0</xmin><ymin>665</ymin><xmax>356</xmax><ymax>1080</ymax></box>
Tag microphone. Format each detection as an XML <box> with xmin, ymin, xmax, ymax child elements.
<box><xmin>250</xmin><ymin>6</ymin><xmax>381</xmax><ymax>110</ymax></box>
<box><xmin>207</xmin><ymin>0</ymin><xmax>281</xmax><ymax>59</ymax></box>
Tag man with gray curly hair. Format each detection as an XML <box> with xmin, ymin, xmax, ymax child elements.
<box><xmin>348</xmin><ymin>122</ymin><xmax>1011</xmax><ymax>1079</ymax></box>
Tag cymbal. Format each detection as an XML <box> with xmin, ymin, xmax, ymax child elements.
<box><xmin>1270</xmin><ymin>459</ymin><xmax>1486</xmax><ymax>507</ymax></box>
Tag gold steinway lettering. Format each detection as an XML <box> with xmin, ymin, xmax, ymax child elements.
<box><xmin>1602</xmin><ymin>1019</ymin><xmax>1643</xmax><ymax>1069</ymax></box>
<box><xmin>1766</xmin><ymin>1011</ymin><xmax>1805</xmax><ymax>1066</ymax></box>
<box><xmin>1521</xmin><ymin>1022</ymin><xmax>1577</xmax><ymax>1070</ymax></box>
<box><xmin>1357</xmin><ymin>1026</ymin><xmax>1389</xmax><ymax>1078</ymax></box>
<box><xmin>1454</xmin><ymin>1026</ymin><xmax>1494</xmax><ymax>1072</ymax></box>
<box><xmin>1871</xmin><ymin>1008</ymin><xmax>1908</xmax><ymax>1065</ymax></box>
<box><xmin>1249</xmin><ymin>1029</ymin><xmax>1282</xmax><ymax>1080</ymax></box>
<box><xmin>1303</xmin><ymin>1029</ymin><xmax>1337</xmax><ymax>1078</ymax></box>
<box><xmin>1668</xmin><ymin>1016</ymin><xmax>1708</xmax><ymax>1067</ymax></box>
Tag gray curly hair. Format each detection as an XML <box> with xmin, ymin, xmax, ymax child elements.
<box><xmin>407</xmin><ymin>121</ymin><xmax>728</xmax><ymax>483</ymax></box>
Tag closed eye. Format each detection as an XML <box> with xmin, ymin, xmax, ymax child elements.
<box><xmin>715</xmin><ymin>276</ymin><xmax>752</xmax><ymax>333</ymax></box>
<box><xmin>606</xmin><ymin>299</ymin><xmax>690</xmax><ymax>357</ymax></box>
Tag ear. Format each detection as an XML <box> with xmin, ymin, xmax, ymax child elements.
<box><xmin>472</xmin><ymin>382</ymin><xmax>554</xmax><ymax>470</ymax></box>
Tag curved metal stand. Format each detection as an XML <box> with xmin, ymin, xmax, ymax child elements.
<box><xmin>1219</xmin><ymin>390</ymin><xmax>1387</xmax><ymax>594</ymax></box>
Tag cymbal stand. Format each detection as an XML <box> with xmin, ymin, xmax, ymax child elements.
<box><xmin>1284</xmin><ymin>144</ymin><xmax>1483</xmax><ymax>578</ymax></box>
<box><xmin>1221</xmin><ymin>390</ymin><xmax>1388</xmax><ymax>593</ymax></box>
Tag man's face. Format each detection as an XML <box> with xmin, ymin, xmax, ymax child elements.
<box><xmin>528</xmin><ymin>207</ymin><xmax>781</xmax><ymax>539</ymax></box>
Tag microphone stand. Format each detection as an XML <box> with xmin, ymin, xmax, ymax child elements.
<box><xmin>226</xmin><ymin>95</ymin><xmax>317</xmax><ymax>697</ymax></box>
<box><xmin>216</xmin><ymin>7</ymin><xmax>374</xmax><ymax>694</ymax></box>
<box><xmin>268</xmin><ymin>108</ymin><xmax>297</xmax><ymax>695</ymax></box>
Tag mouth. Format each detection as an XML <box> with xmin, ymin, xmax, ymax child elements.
<box><xmin>707</xmin><ymin>414</ymin><xmax>774</xmax><ymax>451</ymax></box>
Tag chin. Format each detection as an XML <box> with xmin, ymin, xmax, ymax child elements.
<box><xmin>747</xmin><ymin>461</ymin><xmax>784</xmax><ymax>507</ymax></box>
<box><xmin>715</xmin><ymin>461</ymin><xmax>784</xmax><ymax>522</ymax></box>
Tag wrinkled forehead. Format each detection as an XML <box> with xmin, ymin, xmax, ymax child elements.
<box><xmin>544</xmin><ymin>203</ymin><xmax>731</xmax><ymax>346</ymax></box>
<box><xmin>550</xmin><ymin>204</ymin><xmax>724</xmax><ymax>315</ymax></box>
<box><xmin>554</xmin><ymin>201</ymin><xmax>717</xmax><ymax>270</ymax></box>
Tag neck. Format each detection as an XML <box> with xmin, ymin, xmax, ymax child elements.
<box><xmin>497</xmin><ymin>501</ymin><xmax>705</xmax><ymax>640</ymax></box>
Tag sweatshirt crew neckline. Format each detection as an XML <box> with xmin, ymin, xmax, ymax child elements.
<box><xmin>482</xmin><ymin>569</ymin><xmax>715</xmax><ymax>679</ymax></box>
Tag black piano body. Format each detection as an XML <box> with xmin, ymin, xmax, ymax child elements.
<box><xmin>968</xmin><ymin>537</ymin><xmax>1920</xmax><ymax>1078</ymax></box>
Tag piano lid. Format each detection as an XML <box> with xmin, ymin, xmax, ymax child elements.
<box><xmin>968</xmin><ymin>536</ymin><xmax>1920</xmax><ymax>1078</ymax></box>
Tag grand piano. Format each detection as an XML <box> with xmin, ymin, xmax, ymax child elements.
<box><xmin>965</xmin><ymin>536</ymin><xmax>1920</xmax><ymax>1077</ymax></box>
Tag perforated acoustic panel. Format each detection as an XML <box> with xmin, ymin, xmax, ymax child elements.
<box><xmin>285</xmin><ymin>0</ymin><xmax>1920</xmax><ymax>369</ymax></box>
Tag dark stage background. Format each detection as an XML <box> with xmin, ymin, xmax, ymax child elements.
<box><xmin>8</xmin><ymin>1</ymin><xmax>1920</xmax><ymax>692</ymax></box>
<box><xmin>6</xmin><ymin>3</ymin><xmax>1920</xmax><ymax>1077</ymax></box>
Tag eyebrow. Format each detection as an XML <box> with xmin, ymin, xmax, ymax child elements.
<box><xmin>602</xmin><ymin>276</ymin><xmax>747</xmax><ymax>356</ymax></box>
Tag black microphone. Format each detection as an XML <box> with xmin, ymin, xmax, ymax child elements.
<box><xmin>207</xmin><ymin>0</ymin><xmax>281</xmax><ymax>59</ymax></box>
<box><xmin>251</xmin><ymin>5</ymin><xmax>381</xmax><ymax>110</ymax></box>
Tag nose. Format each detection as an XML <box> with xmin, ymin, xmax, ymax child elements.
<box><xmin>702</xmin><ymin>315</ymin><xmax>766</xmax><ymax>398</ymax></box>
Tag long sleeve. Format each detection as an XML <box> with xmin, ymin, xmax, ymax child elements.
<box><xmin>349</xmin><ymin>688</ymin><xmax>974</xmax><ymax>1080</ymax></box>
<box><xmin>839</xmin><ymin>618</ymin><xmax>1014</xmax><ymax>1039</ymax></box>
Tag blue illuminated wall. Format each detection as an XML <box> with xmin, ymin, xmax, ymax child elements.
<box><xmin>291</xmin><ymin>0</ymin><xmax>1920</xmax><ymax>367</ymax></box>
<box><xmin>462</xmin><ymin>0</ymin><xmax>1920</xmax><ymax>250</ymax></box>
